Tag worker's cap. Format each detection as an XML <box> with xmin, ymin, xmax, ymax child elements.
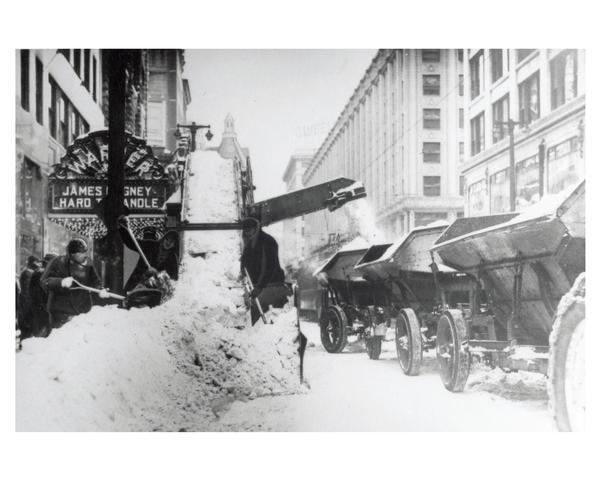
<box><xmin>241</xmin><ymin>216</ymin><xmax>261</xmax><ymax>230</ymax></box>
<box><xmin>142</xmin><ymin>227</ymin><xmax>156</xmax><ymax>239</ymax></box>
<box><xmin>67</xmin><ymin>238</ymin><xmax>88</xmax><ymax>254</ymax></box>
<box><xmin>27</xmin><ymin>255</ymin><xmax>41</xmax><ymax>267</ymax></box>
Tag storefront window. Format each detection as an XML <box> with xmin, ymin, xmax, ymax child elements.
<box><xmin>468</xmin><ymin>179</ymin><xmax>487</xmax><ymax>216</ymax></box>
<box><xmin>516</xmin><ymin>155</ymin><xmax>539</xmax><ymax>209</ymax></box>
<box><xmin>547</xmin><ymin>136</ymin><xmax>583</xmax><ymax>194</ymax></box>
<box><xmin>490</xmin><ymin>168</ymin><xmax>510</xmax><ymax>213</ymax></box>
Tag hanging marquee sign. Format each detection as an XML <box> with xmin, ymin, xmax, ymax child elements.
<box><xmin>48</xmin><ymin>180</ymin><xmax>168</xmax><ymax>214</ymax></box>
<box><xmin>47</xmin><ymin>130</ymin><xmax>178</xmax><ymax>238</ymax></box>
<box><xmin>50</xmin><ymin>130</ymin><xmax>167</xmax><ymax>180</ymax></box>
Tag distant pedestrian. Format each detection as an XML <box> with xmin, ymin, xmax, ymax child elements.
<box><xmin>41</xmin><ymin>239</ymin><xmax>108</xmax><ymax>330</ymax></box>
<box><xmin>29</xmin><ymin>253</ymin><xmax>57</xmax><ymax>337</ymax></box>
<box><xmin>18</xmin><ymin>255</ymin><xmax>41</xmax><ymax>338</ymax></box>
<box><xmin>118</xmin><ymin>215</ymin><xmax>179</xmax><ymax>292</ymax></box>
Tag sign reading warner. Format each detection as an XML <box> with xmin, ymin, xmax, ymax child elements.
<box><xmin>48</xmin><ymin>180</ymin><xmax>168</xmax><ymax>215</ymax></box>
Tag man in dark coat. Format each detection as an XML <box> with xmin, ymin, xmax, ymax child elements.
<box><xmin>18</xmin><ymin>255</ymin><xmax>41</xmax><ymax>339</ymax></box>
<box><xmin>29</xmin><ymin>253</ymin><xmax>57</xmax><ymax>337</ymax></box>
<box><xmin>240</xmin><ymin>216</ymin><xmax>307</xmax><ymax>380</ymax></box>
<box><xmin>41</xmin><ymin>239</ymin><xmax>108</xmax><ymax>330</ymax></box>
<box><xmin>118</xmin><ymin>215</ymin><xmax>179</xmax><ymax>293</ymax></box>
<box><xmin>240</xmin><ymin>217</ymin><xmax>289</xmax><ymax>326</ymax></box>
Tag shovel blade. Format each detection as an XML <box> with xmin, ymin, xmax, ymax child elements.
<box><xmin>124</xmin><ymin>288</ymin><xmax>163</xmax><ymax>309</ymax></box>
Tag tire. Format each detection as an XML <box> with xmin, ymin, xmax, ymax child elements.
<box><xmin>395</xmin><ymin>308</ymin><xmax>423</xmax><ymax>375</ymax></box>
<box><xmin>549</xmin><ymin>275</ymin><xmax>585</xmax><ymax>432</ymax></box>
<box><xmin>320</xmin><ymin>305</ymin><xmax>348</xmax><ymax>353</ymax></box>
<box><xmin>366</xmin><ymin>336</ymin><xmax>382</xmax><ymax>360</ymax></box>
<box><xmin>436</xmin><ymin>309</ymin><xmax>470</xmax><ymax>392</ymax></box>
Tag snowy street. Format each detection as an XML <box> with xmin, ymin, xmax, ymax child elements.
<box><xmin>211</xmin><ymin>320</ymin><xmax>555</xmax><ymax>431</ymax></box>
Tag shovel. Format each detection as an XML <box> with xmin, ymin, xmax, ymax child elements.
<box><xmin>70</xmin><ymin>279</ymin><xmax>162</xmax><ymax>309</ymax></box>
<box><xmin>118</xmin><ymin>218</ymin><xmax>174</xmax><ymax>300</ymax></box>
<box><xmin>243</xmin><ymin>268</ymin><xmax>269</xmax><ymax>325</ymax></box>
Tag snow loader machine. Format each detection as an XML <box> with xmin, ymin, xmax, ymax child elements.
<box><xmin>430</xmin><ymin>180</ymin><xmax>585</xmax><ymax>431</ymax></box>
<box><xmin>168</xmin><ymin>126</ymin><xmax>367</xmax><ymax>320</ymax></box>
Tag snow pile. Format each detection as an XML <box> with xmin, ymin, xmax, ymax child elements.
<box><xmin>16</xmin><ymin>148</ymin><xmax>304</xmax><ymax>431</ymax></box>
<box><xmin>467</xmin><ymin>365</ymin><xmax>548</xmax><ymax>401</ymax></box>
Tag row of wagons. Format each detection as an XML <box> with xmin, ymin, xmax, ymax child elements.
<box><xmin>309</xmin><ymin>181</ymin><xmax>585</xmax><ymax>431</ymax></box>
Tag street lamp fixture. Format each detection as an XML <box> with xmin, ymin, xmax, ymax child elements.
<box><xmin>176</xmin><ymin>121</ymin><xmax>213</xmax><ymax>152</ymax></box>
<box><xmin>493</xmin><ymin>119</ymin><xmax>529</xmax><ymax>212</ymax></box>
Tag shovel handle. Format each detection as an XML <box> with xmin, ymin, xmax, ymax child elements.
<box><xmin>119</xmin><ymin>219</ymin><xmax>152</xmax><ymax>269</ymax></box>
<box><xmin>71</xmin><ymin>279</ymin><xmax>126</xmax><ymax>301</ymax></box>
<box><xmin>243</xmin><ymin>268</ymin><xmax>268</xmax><ymax>325</ymax></box>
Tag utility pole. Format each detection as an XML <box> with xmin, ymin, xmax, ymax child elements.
<box><xmin>104</xmin><ymin>49</ymin><xmax>128</xmax><ymax>293</ymax></box>
<box><xmin>177</xmin><ymin>122</ymin><xmax>212</xmax><ymax>152</ymax></box>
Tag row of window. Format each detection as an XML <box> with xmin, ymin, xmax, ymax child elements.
<box><xmin>470</xmin><ymin>50</ymin><xmax>579</xmax><ymax>156</ymax></box>
<box><xmin>470</xmin><ymin>49</ymin><xmax>577</xmax><ymax>107</ymax></box>
<box><xmin>470</xmin><ymin>49</ymin><xmax>535</xmax><ymax>99</ymax></box>
<box><xmin>58</xmin><ymin>49</ymin><xmax>98</xmax><ymax>101</ymax></box>
<box><xmin>468</xmin><ymin>136</ymin><xmax>582</xmax><ymax>214</ymax></box>
<box><xmin>49</xmin><ymin>77</ymin><xmax>89</xmax><ymax>148</ymax></box>
<box><xmin>20</xmin><ymin>51</ymin><xmax>46</xmax><ymax>127</ymax></box>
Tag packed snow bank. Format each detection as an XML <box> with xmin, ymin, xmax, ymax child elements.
<box><xmin>16</xmin><ymin>148</ymin><xmax>304</xmax><ymax>431</ymax></box>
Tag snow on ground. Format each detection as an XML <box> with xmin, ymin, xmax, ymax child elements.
<box><xmin>212</xmin><ymin>321</ymin><xmax>554</xmax><ymax>431</ymax></box>
<box><xmin>16</xmin><ymin>149</ymin><xmax>302</xmax><ymax>431</ymax></box>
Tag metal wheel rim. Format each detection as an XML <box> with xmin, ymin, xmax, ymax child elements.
<box><xmin>325</xmin><ymin>310</ymin><xmax>341</xmax><ymax>347</ymax></box>
<box><xmin>437</xmin><ymin>315</ymin><xmax>456</xmax><ymax>382</ymax></box>
<box><xmin>395</xmin><ymin>314</ymin><xmax>410</xmax><ymax>370</ymax></box>
<box><xmin>565</xmin><ymin>320</ymin><xmax>585</xmax><ymax>431</ymax></box>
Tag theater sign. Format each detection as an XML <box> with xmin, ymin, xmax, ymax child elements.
<box><xmin>48</xmin><ymin>130</ymin><xmax>177</xmax><ymax>239</ymax></box>
<box><xmin>49</xmin><ymin>182</ymin><xmax>167</xmax><ymax>213</ymax></box>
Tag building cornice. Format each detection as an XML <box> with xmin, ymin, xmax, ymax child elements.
<box><xmin>377</xmin><ymin>195</ymin><xmax>465</xmax><ymax>221</ymax></box>
<box><xmin>303</xmin><ymin>49</ymin><xmax>396</xmax><ymax>184</ymax></box>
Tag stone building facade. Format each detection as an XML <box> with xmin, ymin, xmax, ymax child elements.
<box><xmin>462</xmin><ymin>49</ymin><xmax>585</xmax><ymax>216</ymax></box>
<box><xmin>302</xmin><ymin>49</ymin><xmax>465</xmax><ymax>254</ymax></box>
<box><xmin>16</xmin><ymin>49</ymin><xmax>105</xmax><ymax>271</ymax></box>
<box><xmin>280</xmin><ymin>150</ymin><xmax>314</xmax><ymax>269</ymax></box>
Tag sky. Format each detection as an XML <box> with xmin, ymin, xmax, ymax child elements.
<box><xmin>184</xmin><ymin>50</ymin><xmax>376</xmax><ymax>201</ymax></box>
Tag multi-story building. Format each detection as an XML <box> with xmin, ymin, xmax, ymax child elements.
<box><xmin>280</xmin><ymin>150</ymin><xmax>314</xmax><ymax>269</ymax></box>
<box><xmin>16</xmin><ymin>49</ymin><xmax>188</xmax><ymax>273</ymax></box>
<box><xmin>16</xmin><ymin>49</ymin><xmax>105</xmax><ymax>270</ymax></box>
<box><xmin>146</xmin><ymin>49</ymin><xmax>191</xmax><ymax>157</ymax></box>
<box><xmin>462</xmin><ymin>49</ymin><xmax>585</xmax><ymax>216</ymax></box>
<box><xmin>302</xmin><ymin>49</ymin><xmax>465</xmax><ymax>254</ymax></box>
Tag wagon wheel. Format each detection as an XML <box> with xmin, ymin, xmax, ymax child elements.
<box><xmin>320</xmin><ymin>305</ymin><xmax>348</xmax><ymax>353</ymax></box>
<box><xmin>436</xmin><ymin>309</ymin><xmax>470</xmax><ymax>392</ymax></box>
<box><xmin>549</xmin><ymin>281</ymin><xmax>585</xmax><ymax>432</ymax></box>
<box><xmin>395</xmin><ymin>308</ymin><xmax>422</xmax><ymax>375</ymax></box>
<box><xmin>365</xmin><ymin>336</ymin><xmax>382</xmax><ymax>360</ymax></box>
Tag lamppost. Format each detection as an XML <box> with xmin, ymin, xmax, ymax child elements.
<box><xmin>493</xmin><ymin>118</ymin><xmax>528</xmax><ymax>212</ymax></box>
<box><xmin>176</xmin><ymin>121</ymin><xmax>213</xmax><ymax>152</ymax></box>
